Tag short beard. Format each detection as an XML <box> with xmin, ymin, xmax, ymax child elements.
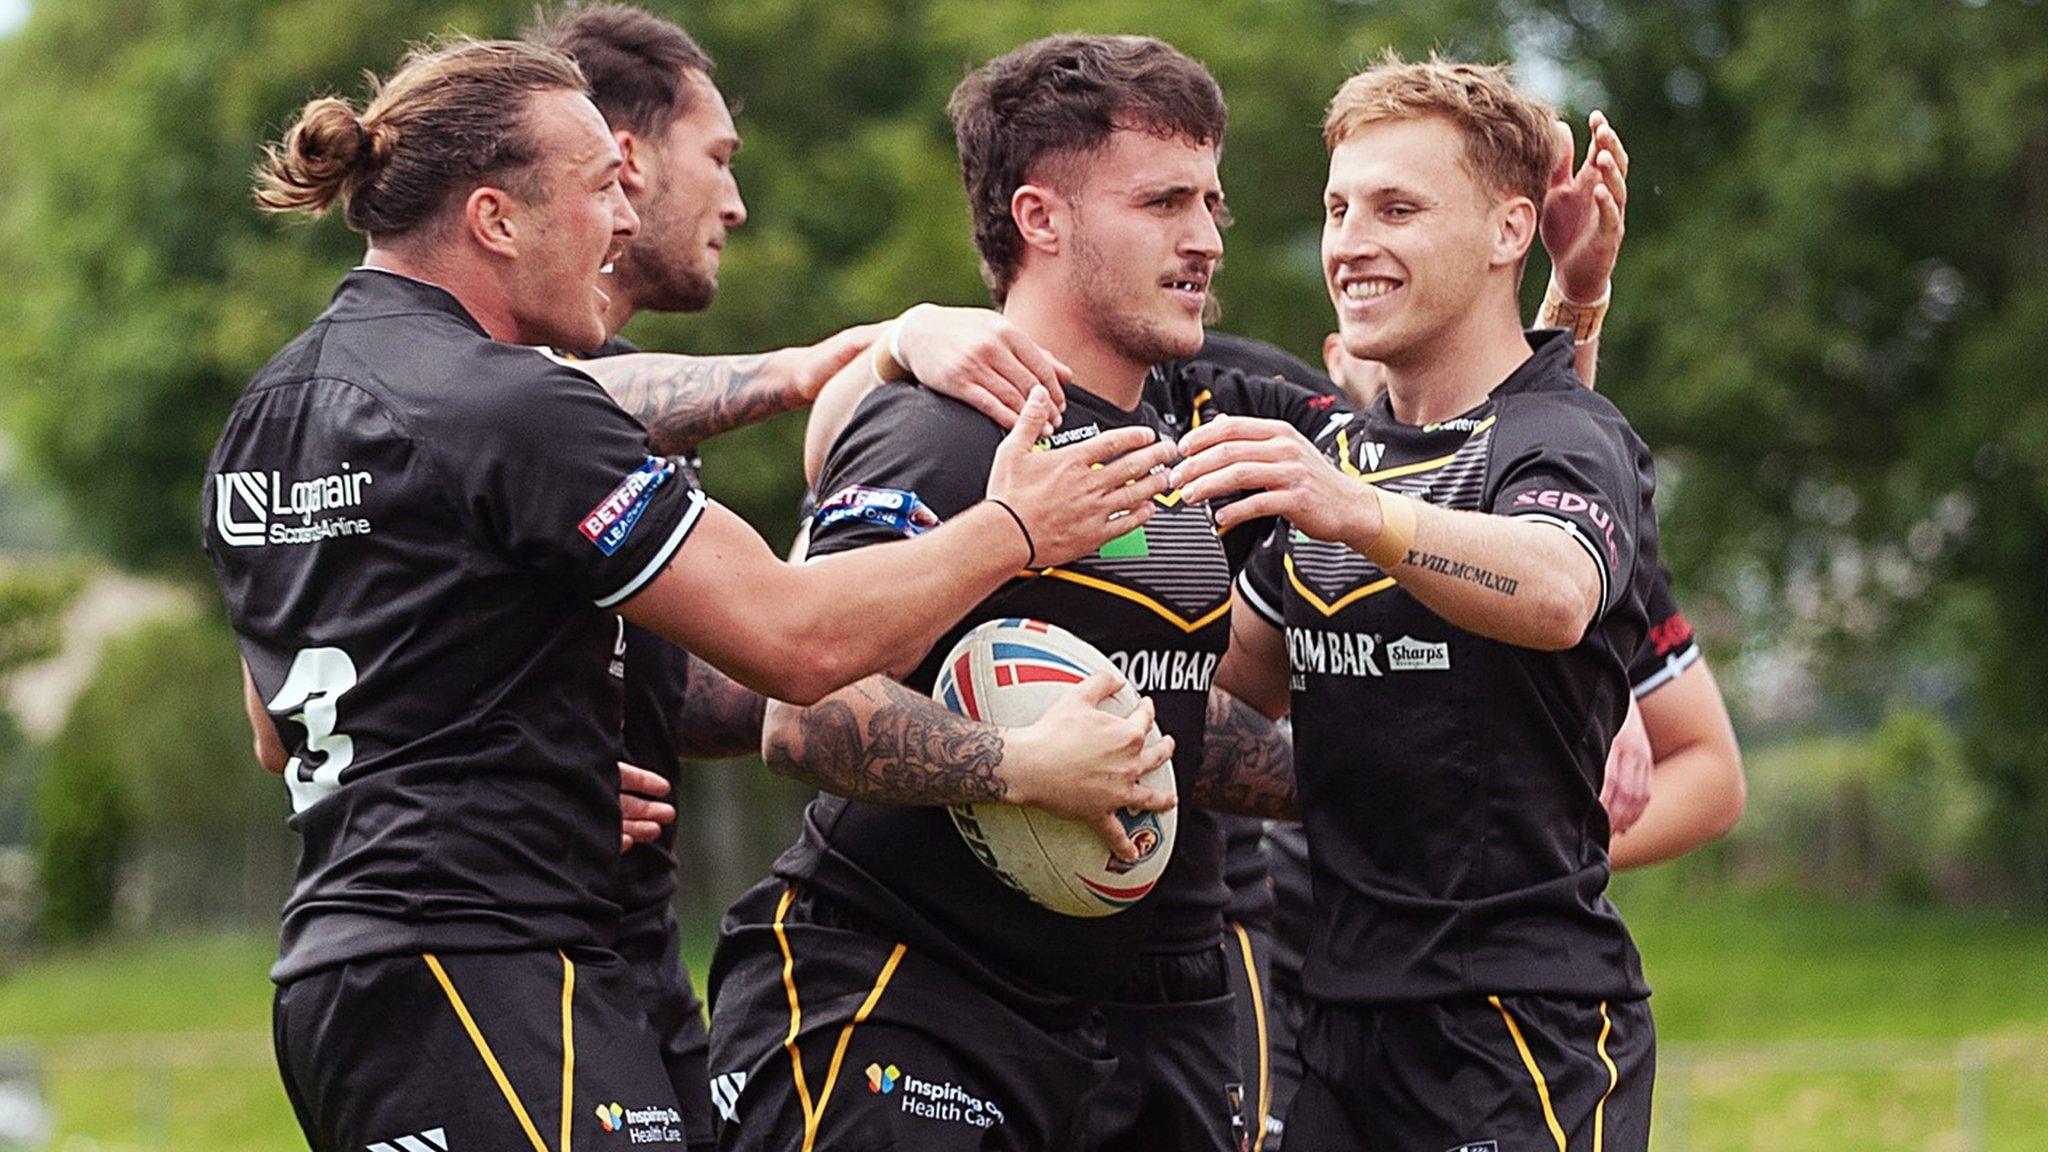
<box><xmin>620</xmin><ymin>243</ymin><xmax>717</xmax><ymax>315</ymax></box>
<box><xmin>1071</xmin><ymin>230</ymin><xmax>1202</xmax><ymax>368</ymax></box>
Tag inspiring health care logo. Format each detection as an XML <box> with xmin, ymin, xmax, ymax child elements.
<box><xmin>866</xmin><ymin>1062</ymin><xmax>1005</xmax><ymax>1129</ymax></box>
<box><xmin>593</xmin><ymin>1101</ymin><xmax>683</xmax><ymax>1144</ymax></box>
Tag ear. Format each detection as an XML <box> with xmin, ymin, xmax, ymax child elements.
<box><xmin>464</xmin><ymin>185</ymin><xmax>522</xmax><ymax>259</ymax></box>
<box><xmin>1490</xmin><ymin>195</ymin><xmax>1539</xmax><ymax>270</ymax></box>
<box><xmin>1011</xmin><ymin>182</ymin><xmax>1065</xmax><ymax>260</ymax></box>
<box><xmin>616</xmin><ymin>129</ymin><xmax>649</xmax><ymax>196</ymax></box>
<box><xmin>1321</xmin><ymin>332</ymin><xmax>1346</xmax><ymax>383</ymax></box>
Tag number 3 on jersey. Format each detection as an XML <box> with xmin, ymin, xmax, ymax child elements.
<box><xmin>268</xmin><ymin>647</ymin><xmax>359</xmax><ymax>812</ymax></box>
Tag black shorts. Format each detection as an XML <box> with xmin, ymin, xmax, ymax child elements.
<box><xmin>1220</xmin><ymin>920</ymin><xmax>1288</xmax><ymax>1152</ymax></box>
<box><xmin>1085</xmin><ymin>941</ymin><xmax>1243</xmax><ymax>1152</ymax></box>
<box><xmin>625</xmin><ymin>936</ymin><xmax>714</xmax><ymax>1152</ymax></box>
<box><xmin>1287</xmin><ymin>994</ymin><xmax>1655</xmax><ymax>1152</ymax></box>
<box><xmin>707</xmin><ymin>883</ymin><xmax>1115</xmax><ymax>1151</ymax></box>
<box><xmin>274</xmin><ymin>947</ymin><xmax>687</xmax><ymax>1152</ymax></box>
<box><xmin>1258</xmin><ymin>946</ymin><xmax>1309</xmax><ymax>1151</ymax></box>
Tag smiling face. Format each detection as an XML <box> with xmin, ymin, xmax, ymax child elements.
<box><xmin>618</xmin><ymin>69</ymin><xmax>745</xmax><ymax>314</ymax></box>
<box><xmin>1054</xmin><ymin>128</ymin><xmax>1225</xmax><ymax>368</ymax></box>
<box><xmin>1322</xmin><ymin>115</ymin><xmax>1520</xmax><ymax>369</ymax></box>
<box><xmin>505</xmin><ymin>88</ymin><xmax>639</xmax><ymax>350</ymax></box>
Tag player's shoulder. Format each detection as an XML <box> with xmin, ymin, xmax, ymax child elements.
<box><xmin>841</xmin><ymin>379</ymin><xmax>1008</xmax><ymax>458</ymax></box>
<box><xmin>1492</xmin><ymin>338</ymin><xmax>1638</xmax><ymax>448</ymax></box>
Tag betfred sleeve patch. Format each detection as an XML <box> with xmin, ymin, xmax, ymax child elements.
<box><xmin>813</xmin><ymin>484</ymin><xmax>941</xmax><ymax>538</ymax></box>
<box><xmin>581</xmin><ymin>456</ymin><xmax>675</xmax><ymax>556</ymax></box>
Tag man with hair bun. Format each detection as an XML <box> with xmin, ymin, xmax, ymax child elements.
<box><xmin>209</xmin><ymin>34</ymin><xmax>1177</xmax><ymax>1152</ymax></box>
<box><xmin>1177</xmin><ymin>53</ymin><xmax>1665</xmax><ymax>1150</ymax></box>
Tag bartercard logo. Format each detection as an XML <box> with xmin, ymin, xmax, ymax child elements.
<box><xmin>215</xmin><ymin>466</ymin><xmax>375</xmax><ymax>548</ymax></box>
<box><xmin>581</xmin><ymin>457</ymin><xmax>673</xmax><ymax>556</ymax></box>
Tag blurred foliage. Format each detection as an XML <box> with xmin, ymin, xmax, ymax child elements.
<box><xmin>32</xmin><ymin>612</ymin><xmax>288</xmax><ymax>939</ymax></box>
<box><xmin>0</xmin><ymin>0</ymin><xmax>2045</xmax><ymax>898</ymax></box>
<box><xmin>0</xmin><ymin>564</ymin><xmax>75</xmax><ymax>678</ymax></box>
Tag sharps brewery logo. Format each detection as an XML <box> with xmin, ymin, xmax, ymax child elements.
<box><xmin>1385</xmin><ymin>636</ymin><xmax>1451</xmax><ymax>672</ymax></box>
<box><xmin>876</xmin><ymin>1064</ymin><xmax>1007</xmax><ymax>1130</ymax></box>
<box><xmin>214</xmin><ymin>465</ymin><xmax>375</xmax><ymax>548</ymax></box>
<box><xmin>593</xmin><ymin>1102</ymin><xmax>683</xmax><ymax>1144</ymax></box>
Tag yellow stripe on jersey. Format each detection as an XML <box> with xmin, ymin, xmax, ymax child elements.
<box><xmin>1034</xmin><ymin>566</ymin><xmax>1231</xmax><ymax>633</ymax></box>
<box><xmin>1284</xmin><ymin>554</ymin><xmax>1396</xmax><ymax>617</ymax></box>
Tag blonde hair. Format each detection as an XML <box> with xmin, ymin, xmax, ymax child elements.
<box><xmin>1324</xmin><ymin>51</ymin><xmax>1558</xmax><ymax>211</ymax></box>
<box><xmin>255</xmin><ymin>36</ymin><xmax>588</xmax><ymax>237</ymax></box>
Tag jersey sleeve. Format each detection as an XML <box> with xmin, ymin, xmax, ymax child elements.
<box><xmin>806</xmin><ymin>384</ymin><xmax>1003</xmax><ymax>560</ymax></box>
<box><xmin>1629</xmin><ymin>563</ymin><xmax>1701</xmax><ymax>697</ymax></box>
<box><xmin>1488</xmin><ymin>395</ymin><xmax>1649</xmax><ymax>623</ymax></box>
<box><xmin>432</xmin><ymin>352</ymin><xmax>707</xmax><ymax>608</ymax></box>
<box><xmin>1234</xmin><ymin>519</ymin><xmax>1290</xmax><ymax>629</ymax></box>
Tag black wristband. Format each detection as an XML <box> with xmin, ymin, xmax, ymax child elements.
<box><xmin>987</xmin><ymin>498</ymin><xmax>1036</xmax><ymax>568</ymax></box>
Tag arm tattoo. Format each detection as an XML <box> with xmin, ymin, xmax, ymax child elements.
<box><xmin>1403</xmin><ymin>549</ymin><xmax>1520</xmax><ymax>596</ymax></box>
<box><xmin>1187</xmin><ymin>689</ymin><xmax>1298</xmax><ymax>820</ymax></box>
<box><xmin>592</xmin><ymin>352</ymin><xmax>794</xmax><ymax>453</ymax></box>
<box><xmin>674</xmin><ymin>655</ymin><xmax>768</xmax><ymax>760</ymax></box>
<box><xmin>764</xmin><ymin>677</ymin><xmax>1009</xmax><ymax>805</ymax></box>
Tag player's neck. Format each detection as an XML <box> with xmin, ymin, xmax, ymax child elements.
<box><xmin>1380</xmin><ymin>298</ymin><xmax>1530</xmax><ymax>426</ymax></box>
<box><xmin>600</xmin><ymin>290</ymin><xmax>639</xmax><ymax>342</ymax></box>
<box><xmin>1001</xmin><ymin>281</ymin><xmax>1148</xmax><ymax>411</ymax></box>
<box><xmin>362</xmin><ymin>246</ymin><xmax>522</xmax><ymax>344</ymax></box>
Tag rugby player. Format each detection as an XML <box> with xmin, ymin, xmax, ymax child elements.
<box><xmin>1174</xmin><ymin>55</ymin><xmax>1668</xmax><ymax>1149</ymax></box>
<box><xmin>705</xmin><ymin>35</ymin><xmax>1303</xmax><ymax>1152</ymax></box>
<box><xmin>524</xmin><ymin>9</ymin><xmax>1111</xmax><ymax>1147</ymax></box>
<box><xmin>208</xmin><ymin>37</ymin><xmax>1176</xmax><ymax>1152</ymax></box>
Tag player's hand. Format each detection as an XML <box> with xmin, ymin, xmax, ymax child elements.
<box><xmin>1172</xmin><ymin>415</ymin><xmax>1380</xmax><ymax>543</ymax></box>
<box><xmin>1540</xmin><ymin>110</ymin><xmax>1629</xmax><ymax>305</ymax></box>
<box><xmin>619</xmin><ymin>761</ymin><xmax>676</xmax><ymax>853</ymax></box>
<box><xmin>788</xmin><ymin>322</ymin><xmax>890</xmax><ymax>404</ymax></box>
<box><xmin>896</xmin><ymin>304</ymin><xmax>1072</xmax><ymax>427</ymax></box>
<box><xmin>986</xmin><ymin>386</ymin><xmax>1177</xmax><ymax>568</ymax></box>
<box><xmin>1002</xmin><ymin>671</ymin><xmax>1177</xmax><ymax>861</ymax></box>
<box><xmin>1602</xmin><ymin>697</ymin><xmax>1653</xmax><ymax>836</ymax></box>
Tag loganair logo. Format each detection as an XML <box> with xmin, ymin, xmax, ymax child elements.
<box><xmin>875</xmin><ymin>1064</ymin><xmax>1007</xmax><ymax>1129</ymax></box>
<box><xmin>215</xmin><ymin>465</ymin><xmax>374</xmax><ymax>548</ymax></box>
<box><xmin>581</xmin><ymin>456</ymin><xmax>673</xmax><ymax>556</ymax></box>
<box><xmin>593</xmin><ymin>1102</ymin><xmax>682</xmax><ymax>1144</ymax></box>
<box><xmin>365</xmin><ymin>1129</ymin><xmax>446</xmax><ymax>1152</ymax></box>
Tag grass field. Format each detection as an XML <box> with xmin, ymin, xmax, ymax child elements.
<box><xmin>1</xmin><ymin>883</ymin><xmax>2044</xmax><ymax>1150</ymax></box>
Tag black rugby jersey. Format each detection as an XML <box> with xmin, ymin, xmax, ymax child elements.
<box><xmin>203</xmin><ymin>269</ymin><xmax>706</xmax><ymax>981</ymax></box>
<box><xmin>779</xmin><ymin>382</ymin><xmax>1233</xmax><ymax>1011</ymax></box>
<box><xmin>559</xmin><ymin>334</ymin><xmax>703</xmax><ymax>962</ymax></box>
<box><xmin>1238</xmin><ymin>329</ymin><xmax>1657</xmax><ymax>1004</ymax></box>
<box><xmin>1632</xmin><ymin>564</ymin><xmax>1701</xmax><ymax>698</ymax></box>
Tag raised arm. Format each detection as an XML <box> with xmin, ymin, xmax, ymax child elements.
<box><xmin>1537</xmin><ymin>110</ymin><xmax>1629</xmax><ymax>388</ymax></box>
<box><xmin>581</xmin><ymin>324</ymin><xmax>882</xmax><ymax>453</ymax></box>
<box><xmin>761</xmin><ymin>671</ymin><xmax>1175</xmax><ymax>858</ymax></box>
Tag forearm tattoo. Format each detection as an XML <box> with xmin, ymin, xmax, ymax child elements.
<box><xmin>675</xmin><ymin>655</ymin><xmax>769</xmax><ymax>760</ymax></box>
<box><xmin>1189</xmin><ymin>689</ymin><xmax>1298</xmax><ymax>820</ymax></box>
<box><xmin>1404</xmin><ymin>549</ymin><xmax>1521</xmax><ymax>596</ymax></box>
<box><xmin>764</xmin><ymin>677</ymin><xmax>1009</xmax><ymax>805</ymax></box>
<box><xmin>594</xmin><ymin>352</ymin><xmax>794</xmax><ymax>453</ymax></box>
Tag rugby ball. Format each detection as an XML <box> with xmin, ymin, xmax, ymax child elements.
<box><xmin>931</xmin><ymin>618</ymin><xmax>1176</xmax><ymax>917</ymax></box>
